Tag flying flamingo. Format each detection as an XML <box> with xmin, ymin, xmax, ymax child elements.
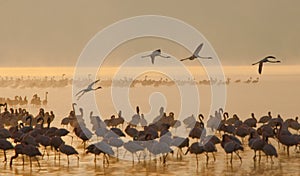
<box><xmin>75</xmin><ymin>79</ymin><xmax>102</xmax><ymax>100</ymax></box>
<box><xmin>141</xmin><ymin>49</ymin><xmax>170</xmax><ymax>64</ymax></box>
<box><xmin>252</xmin><ymin>55</ymin><xmax>281</xmax><ymax>74</ymax></box>
<box><xmin>180</xmin><ymin>43</ymin><xmax>212</xmax><ymax>61</ymax></box>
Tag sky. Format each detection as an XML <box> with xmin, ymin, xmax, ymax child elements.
<box><xmin>0</xmin><ymin>0</ymin><xmax>300</xmax><ymax>67</ymax></box>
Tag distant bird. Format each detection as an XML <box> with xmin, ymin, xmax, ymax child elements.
<box><xmin>141</xmin><ymin>49</ymin><xmax>170</xmax><ymax>64</ymax></box>
<box><xmin>125</xmin><ymin>124</ymin><xmax>139</xmax><ymax>138</ymax></box>
<box><xmin>258</xmin><ymin>112</ymin><xmax>272</xmax><ymax>124</ymax></box>
<box><xmin>180</xmin><ymin>43</ymin><xmax>212</xmax><ymax>61</ymax></box>
<box><xmin>23</xmin><ymin>144</ymin><xmax>42</xmax><ymax>167</ymax></box>
<box><xmin>123</xmin><ymin>141</ymin><xmax>145</xmax><ymax>162</ymax></box>
<box><xmin>59</xmin><ymin>144</ymin><xmax>79</xmax><ymax>165</ymax></box>
<box><xmin>185</xmin><ymin>142</ymin><xmax>205</xmax><ymax>165</ymax></box>
<box><xmin>110</xmin><ymin>128</ymin><xmax>126</xmax><ymax>137</ymax></box>
<box><xmin>248</xmin><ymin>132</ymin><xmax>265</xmax><ymax>162</ymax></box>
<box><xmin>86</xmin><ymin>141</ymin><xmax>113</xmax><ymax>164</ymax></box>
<box><xmin>171</xmin><ymin>136</ymin><xmax>189</xmax><ymax>159</ymax></box>
<box><xmin>203</xmin><ymin>141</ymin><xmax>218</xmax><ymax>164</ymax></box>
<box><xmin>75</xmin><ymin>79</ymin><xmax>102</xmax><ymax>100</ymax></box>
<box><xmin>42</xmin><ymin>92</ymin><xmax>48</xmax><ymax>106</ymax></box>
<box><xmin>149</xmin><ymin>141</ymin><xmax>172</xmax><ymax>164</ymax></box>
<box><xmin>262</xmin><ymin>143</ymin><xmax>278</xmax><ymax>163</ymax></box>
<box><xmin>50</xmin><ymin>136</ymin><xmax>65</xmax><ymax>159</ymax></box>
<box><xmin>221</xmin><ymin>134</ymin><xmax>243</xmax><ymax>164</ymax></box>
<box><xmin>10</xmin><ymin>144</ymin><xmax>25</xmax><ymax>167</ymax></box>
<box><xmin>243</xmin><ymin>113</ymin><xmax>257</xmax><ymax>128</ymax></box>
<box><xmin>106</xmin><ymin>137</ymin><xmax>123</xmax><ymax>158</ymax></box>
<box><xmin>252</xmin><ymin>56</ymin><xmax>281</xmax><ymax>74</ymax></box>
<box><xmin>0</xmin><ymin>139</ymin><xmax>14</xmax><ymax>162</ymax></box>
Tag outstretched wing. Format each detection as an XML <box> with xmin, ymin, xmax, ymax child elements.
<box><xmin>141</xmin><ymin>54</ymin><xmax>150</xmax><ymax>58</ymax></box>
<box><xmin>159</xmin><ymin>54</ymin><xmax>171</xmax><ymax>58</ymax></box>
<box><xmin>180</xmin><ymin>57</ymin><xmax>189</xmax><ymax>61</ymax></box>
<box><xmin>75</xmin><ymin>89</ymin><xmax>84</xmax><ymax>96</ymax></box>
<box><xmin>264</xmin><ymin>55</ymin><xmax>276</xmax><ymax>60</ymax></box>
<box><xmin>252</xmin><ymin>61</ymin><xmax>260</xmax><ymax>65</ymax></box>
<box><xmin>87</xmin><ymin>79</ymin><xmax>100</xmax><ymax>89</ymax></box>
<box><xmin>181</xmin><ymin>56</ymin><xmax>195</xmax><ymax>61</ymax></box>
<box><xmin>258</xmin><ymin>62</ymin><xmax>263</xmax><ymax>74</ymax></box>
<box><xmin>193</xmin><ymin>43</ymin><xmax>204</xmax><ymax>55</ymax></box>
<box><xmin>151</xmin><ymin>55</ymin><xmax>155</xmax><ymax>64</ymax></box>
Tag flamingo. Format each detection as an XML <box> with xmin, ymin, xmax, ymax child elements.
<box><xmin>141</xmin><ymin>49</ymin><xmax>170</xmax><ymax>64</ymax></box>
<box><xmin>75</xmin><ymin>79</ymin><xmax>102</xmax><ymax>100</ymax></box>
<box><xmin>180</xmin><ymin>43</ymin><xmax>212</xmax><ymax>61</ymax></box>
<box><xmin>42</xmin><ymin>92</ymin><xmax>48</xmax><ymax>106</ymax></box>
<box><xmin>58</xmin><ymin>143</ymin><xmax>79</xmax><ymax>165</ymax></box>
<box><xmin>252</xmin><ymin>56</ymin><xmax>281</xmax><ymax>74</ymax></box>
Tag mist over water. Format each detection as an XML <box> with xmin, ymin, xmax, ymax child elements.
<box><xmin>0</xmin><ymin>66</ymin><xmax>299</xmax><ymax>175</ymax></box>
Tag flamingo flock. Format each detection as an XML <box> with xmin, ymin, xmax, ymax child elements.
<box><xmin>0</xmin><ymin>92</ymin><xmax>48</xmax><ymax>107</ymax></box>
<box><xmin>0</xmin><ymin>103</ymin><xmax>299</xmax><ymax>169</ymax></box>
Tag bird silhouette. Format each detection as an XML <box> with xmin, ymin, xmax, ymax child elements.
<box><xmin>59</xmin><ymin>143</ymin><xmax>79</xmax><ymax>165</ymax></box>
<box><xmin>75</xmin><ymin>79</ymin><xmax>102</xmax><ymax>100</ymax></box>
<box><xmin>252</xmin><ymin>56</ymin><xmax>281</xmax><ymax>74</ymax></box>
<box><xmin>141</xmin><ymin>49</ymin><xmax>170</xmax><ymax>64</ymax></box>
<box><xmin>180</xmin><ymin>43</ymin><xmax>212</xmax><ymax>61</ymax></box>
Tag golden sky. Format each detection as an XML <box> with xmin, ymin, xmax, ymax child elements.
<box><xmin>0</xmin><ymin>0</ymin><xmax>299</xmax><ymax>67</ymax></box>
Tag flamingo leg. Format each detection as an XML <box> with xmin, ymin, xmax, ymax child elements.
<box><xmin>105</xmin><ymin>154</ymin><xmax>109</xmax><ymax>164</ymax></box>
<box><xmin>35</xmin><ymin>157</ymin><xmax>41</xmax><ymax>168</ymax></box>
<box><xmin>42</xmin><ymin>147</ymin><xmax>46</xmax><ymax>159</ymax></box>
<box><xmin>136</xmin><ymin>152</ymin><xmax>141</xmax><ymax>162</ymax></box>
<box><xmin>3</xmin><ymin>150</ymin><xmax>7</xmax><ymax>162</ymax></box>
<box><xmin>235</xmin><ymin>152</ymin><xmax>242</xmax><ymax>163</ymax></box>
<box><xmin>132</xmin><ymin>153</ymin><xmax>134</xmax><ymax>163</ymax></box>
<box><xmin>163</xmin><ymin>154</ymin><xmax>168</xmax><ymax>164</ymax></box>
<box><xmin>179</xmin><ymin>148</ymin><xmax>183</xmax><ymax>159</ymax></box>
<box><xmin>213</xmin><ymin>153</ymin><xmax>216</xmax><ymax>162</ymax></box>
<box><xmin>205</xmin><ymin>153</ymin><xmax>209</xmax><ymax>164</ymax></box>
<box><xmin>253</xmin><ymin>150</ymin><xmax>256</xmax><ymax>161</ymax></box>
<box><xmin>270</xmin><ymin>156</ymin><xmax>274</xmax><ymax>164</ymax></box>
<box><xmin>68</xmin><ymin>135</ymin><xmax>74</xmax><ymax>146</ymax></box>
<box><xmin>123</xmin><ymin>150</ymin><xmax>127</xmax><ymax>158</ymax></box>
<box><xmin>116</xmin><ymin>148</ymin><xmax>119</xmax><ymax>158</ymax></box>
<box><xmin>102</xmin><ymin>154</ymin><xmax>105</xmax><ymax>164</ymax></box>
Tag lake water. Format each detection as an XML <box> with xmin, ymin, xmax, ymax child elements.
<box><xmin>0</xmin><ymin>66</ymin><xmax>299</xmax><ymax>175</ymax></box>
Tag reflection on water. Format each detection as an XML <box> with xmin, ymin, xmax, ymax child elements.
<box><xmin>0</xmin><ymin>137</ymin><xmax>299</xmax><ymax>176</ymax></box>
<box><xmin>0</xmin><ymin>68</ymin><xmax>300</xmax><ymax>175</ymax></box>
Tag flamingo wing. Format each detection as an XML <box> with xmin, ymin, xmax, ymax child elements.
<box><xmin>159</xmin><ymin>54</ymin><xmax>170</xmax><ymax>58</ymax></box>
<box><xmin>264</xmin><ymin>55</ymin><xmax>276</xmax><ymax>60</ymax></box>
<box><xmin>75</xmin><ymin>89</ymin><xmax>85</xmax><ymax>96</ymax></box>
<box><xmin>193</xmin><ymin>43</ymin><xmax>204</xmax><ymax>55</ymax></box>
<box><xmin>151</xmin><ymin>55</ymin><xmax>155</xmax><ymax>64</ymax></box>
<box><xmin>181</xmin><ymin>56</ymin><xmax>195</xmax><ymax>61</ymax></box>
<box><xmin>87</xmin><ymin>79</ymin><xmax>100</xmax><ymax>89</ymax></box>
<box><xmin>258</xmin><ymin>62</ymin><xmax>263</xmax><ymax>74</ymax></box>
<box><xmin>180</xmin><ymin>57</ymin><xmax>190</xmax><ymax>61</ymax></box>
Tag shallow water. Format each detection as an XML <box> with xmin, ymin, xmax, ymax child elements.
<box><xmin>0</xmin><ymin>68</ymin><xmax>300</xmax><ymax>175</ymax></box>
<box><xmin>0</xmin><ymin>136</ymin><xmax>299</xmax><ymax>176</ymax></box>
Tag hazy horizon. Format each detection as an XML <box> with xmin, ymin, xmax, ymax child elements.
<box><xmin>0</xmin><ymin>65</ymin><xmax>299</xmax><ymax>78</ymax></box>
<box><xmin>0</xmin><ymin>0</ymin><xmax>300</xmax><ymax>67</ymax></box>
